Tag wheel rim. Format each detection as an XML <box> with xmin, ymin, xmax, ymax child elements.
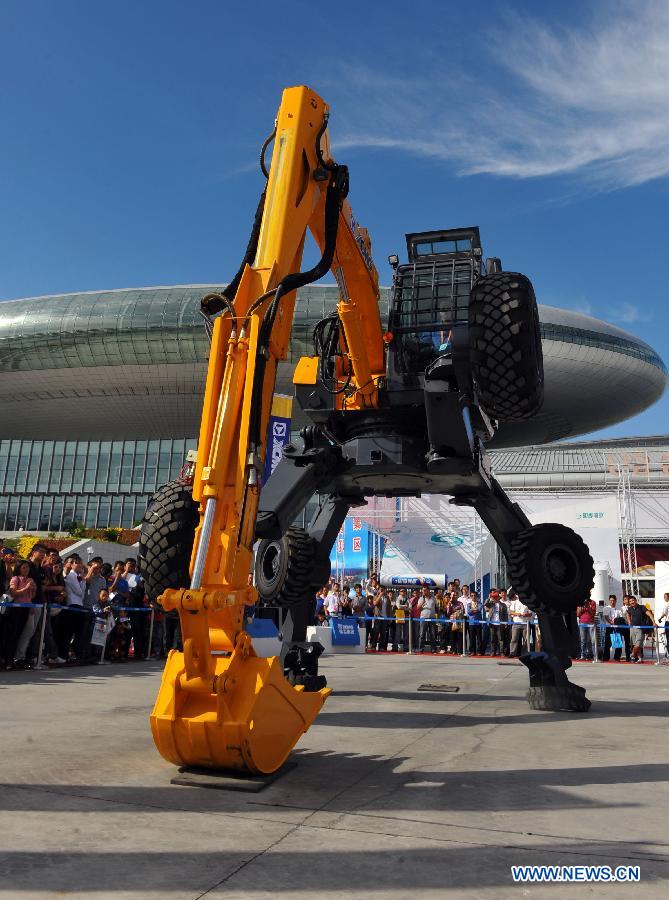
<box><xmin>261</xmin><ymin>543</ymin><xmax>281</xmax><ymax>585</ymax></box>
<box><xmin>541</xmin><ymin>543</ymin><xmax>580</xmax><ymax>593</ymax></box>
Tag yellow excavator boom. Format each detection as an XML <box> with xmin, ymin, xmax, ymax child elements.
<box><xmin>150</xmin><ymin>85</ymin><xmax>385</xmax><ymax>773</ymax></box>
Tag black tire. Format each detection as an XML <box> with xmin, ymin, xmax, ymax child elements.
<box><xmin>255</xmin><ymin>527</ymin><xmax>325</xmax><ymax>607</ymax></box>
<box><xmin>138</xmin><ymin>480</ymin><xmax>199</xmax><ymax>602</ymax></box>
<box><xmin>469</xmin><ymin>272</ymin><xmax>544</xmax><ymax>421</ymax></box>
<box><xmin>507</xmin><ymin>523</ymin><xmax>595</xmax><ymax>615</ymax></box>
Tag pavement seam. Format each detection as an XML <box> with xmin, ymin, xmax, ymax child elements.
<box><xmin>296</xmin><ymin>812</ymin><xmax>669</xmax><ymax>863</ymax></box>
<box><xmin>319</xmin><ymin>807</ymin><xmax>669</xmax><ymax>851</ymax></box>
<box><xmin>286</xmin><ymin>816</ymin><xmax>669</xmax><ymax>865</ymax></box>
<box><xmin>190</xmin><ymin>822</ymin><xmax>304</xmax><ymax>899</ymax></box>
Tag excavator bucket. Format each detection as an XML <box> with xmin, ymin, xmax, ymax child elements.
<box><xmin>151</xmin><ymin>629</ymin><xmax>330</xmax><ymax>773</ymax></box>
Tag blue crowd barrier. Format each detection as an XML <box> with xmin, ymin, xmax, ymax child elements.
<box><xmin>0</xmin><ymin>600</ymin><xmax>151</xmax><ymax>612</ymax></box>
<box><xmin>325</xmin><ymin>613</ymin><xmax>661</xmax><ymax>631</ymax></box>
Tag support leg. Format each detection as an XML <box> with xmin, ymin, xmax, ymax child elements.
<box><xmin>279</xmin><ymin>495</ymin><xmax>350</xmax><ymax>688</ymax></box>
<box><xmin>521</xmin><ymin>612</ymin><xmax>591</xmax><ymax>712</ymax></box>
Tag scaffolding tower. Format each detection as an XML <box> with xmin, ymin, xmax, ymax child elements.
<box><xmin>616</xmin><ymin>460</ymin><xmax>640</xmax><ymax>597</ymax></box>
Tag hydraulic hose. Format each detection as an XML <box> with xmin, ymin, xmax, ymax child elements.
<box><xmin>247</xmin><ymin>164</ymin><xmax>349</xmax><ymax>453</ymax></box>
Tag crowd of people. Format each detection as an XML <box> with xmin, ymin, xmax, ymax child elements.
<box><xmin>313</xmin><ymin>576</ymin><xmax>669</xmax><ymax>663</ymax></box>
<box><xmin>0</xmin><ymin>542</ymin><xmax>178</xmax><ymax>670</ymax></box>
<box><xmin>2</xmin><ymin>543</ymin><xmax>667</xmax><ymax>670</ymax></box>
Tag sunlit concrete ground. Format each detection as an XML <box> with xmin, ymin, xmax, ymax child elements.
<box><xmin>1</xmin><ymin>653</ymin><xmax>668</xmax><ymax>899</ymax></box>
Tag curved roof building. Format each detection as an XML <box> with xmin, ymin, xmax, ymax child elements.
<box><xmin>0</xmin><ymin>284</ymin><xmax>665</xmax><ymax>444</ymax></box>
<box><xmin>0</xmin><ymin>284</ymin><xmax>665</xmax><ymax>532</ymax></box>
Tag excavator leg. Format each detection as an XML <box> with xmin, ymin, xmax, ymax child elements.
<box><xmin>472</xmin><ymin>477</ymin><xmax>593</xmax><ymax>712</ymax></box>
<box><xmin>279</xmin><ymin>495</ymin><xmax>350</xmax><ymax>658</ymax></box>
<box><xmin>522</xmin><ymin>613</ymin><xmax>591</xmax><ymax>712</ymax></box>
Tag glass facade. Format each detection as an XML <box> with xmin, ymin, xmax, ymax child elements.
<box><xmin>0</xmin><ymin>438</ymin><xmax>197</xmax><ymax>532</ymax></box>
<box><xmin>0</xmin><ymin>287</ymin><xmax>207</xmax><ymax>372</ymax></box>
<box><xmin>0</xmin><ymin>282</ymin><xmax>665</xmax><ymax>532</ymax></box>
<box><xmin>540</xmin><ymin>322</ymin><xmax>667</xmax><ymax>374</ymax></box>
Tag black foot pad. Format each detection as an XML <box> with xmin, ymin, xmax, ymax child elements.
<box><xmin>527</xmin><ymin>683</ymin><xmax>591</xmax><ymax>712</ymax></box>
<box><xmin>521</xmin><ymin>651</ymin><xmax>591</xmax><ymax>713</ymax></box>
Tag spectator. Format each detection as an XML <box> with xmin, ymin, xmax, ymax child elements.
<box><xmin>56</xmin><ymin>558</ymin><xmax>88</xmax><ymax>662</ymax></box>
<box><xmin>364</xmin><ymin>589</ymin><xmax>376</xmax><ymax>648</ymax></box>
<box><xmin>467</xmin><ymin>592</ymin><xmax>484</xmax><ymax>656</ymax></box>
<box><xmin>626</xmin><ymin>596</ymin><xmax>654</xmax><ymax>663</ymax></box>
<box><xmin>325</xmin><ymin>583</ymin><xmax>342</xmax><ymax>618</ymax></box>
<box><xmin>375</xmin><ymin>589</ymin><xmax>394</xmax><ymax>651</ymax></box>
<box><xmin>485</xmin><ymin>590</ymin><xmax>508</xmax><ymax>657</ymax></box>
<box><xmin>658</xmin><ymin>592</ymin><xmax>669</xmax><ymax>660</ymax></box>
<box><xmin>446</xmin><ymin>591</ymin><xmax>465</xmax><ymax>654</ymax></box>
<box><xmin>14</xmin><ymin>542</ymin><xmax>48</xmax><ymax>668</ymax></box>
<box><xmin>507</xmin><ymin>590</ymin><xmax>531</xmax><ymax>657</ymax></box>
<box><xmin>164</xmin><ymin>606</ymin><xmax>182</xmax><ymax>654</ymax></box>
<box><xmin>124</xmin><ymin>559</ymin><xmax>149</xmax><ymax>660</ymax></box>
<box><xmin>108</xmin><ymin>560</ymin><xmax>130</xmax><ymax>604</ymax></box>
<box><xmin>351</xmin><ymin>583</ymin><xmax>366</xmax><ymax>613</ymax></box>
<box><xmin>63</xmin><ymin>553</ymin><xmax>82</xmax><ymax>576</ymax></box>
<box><xmin>97</xmin><ymin>587</ymin><xmax>131</xmax><ymax>660</ymax></box>
<box><xmin>577</xmin><ymin>595</ymin><xmax>597</xmax><ymax>660</ymax></box>
<box><xmin>73</xmin><ymin>556</ymin><xmax>106</xmax><ymax>664</ymax></box>
<box><xmin>0</xmin><ymin>547</ymin><xmax>17</xmax><ymax>594</ymax></box>
<box><xmin>601</xmin><ymin>594</ymin><xmax>622</xmax><ymax>662</ymax></box>
<box><xmin>619</xmin><ymin>595</ymin><xmax>632</xmax><ymax>662</ymax></box>
<box><xmin>418</xmin><ymin>586</ymin><xmax>437</xmax><ymax>653</ymax></box>
<box><xmin>499</xmin><ymin>589</ymin><xmax>511</xmax><ymax>656</ymax></box>
<box><xmin>313</xmin><ymin>588</ymin><xmax>327</xmax><ymax>624</ymax></box>
<box><xmin>339</xmin><ymin>589</ymin><xmax>353</xmax><ymax>617</ymax></box>
<box><xmin>42</xmin><ymin>559</ymin><xmax>67</xmax><ymax>664</ymax></box>
<box><xmin>150</xmin><ymin>601</ymin><xmax>166</xmax><ymax>658</ymax></box>
<box><xmin>457</xmin><ymin>584</ymin><xmax>471</xmax><ymax>612</ymax></box>
<box><xmin>409</xmin><ymin>588</ymin><xmax>421</xmax><ymax>651</ymax></box>
<box><xmin>2</xmin><ymin>560</ymin><xmax>36</xmax><ymax>668</ymax></box>
<box><xmin>392</xmin><ymin>588</ymin><xmax>410</xmax><ymax>652</ymax></box>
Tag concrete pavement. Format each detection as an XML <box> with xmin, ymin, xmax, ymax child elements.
<box><xmin>1</xmin><ymin>654</ymin><xmax>668</xmax><ymax>898</ymax></box>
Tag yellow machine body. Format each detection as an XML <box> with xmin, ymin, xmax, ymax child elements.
<box><xmin>150</xmin><ymin>85</ymin><xmax>385</xmax><ymax>773</ymax></box>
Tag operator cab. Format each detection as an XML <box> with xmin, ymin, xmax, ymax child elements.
<box><xmin>388</xmin><ymin>227</ymin><xmax>484</xmax><ymax>377</ymax></box>
<box><xmin>406</xmin><ymin>227</ymin><xmax>482</xmax><ymax>263</ymax></box>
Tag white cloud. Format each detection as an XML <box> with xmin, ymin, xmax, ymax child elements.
<box><xmin>330</xmin><ymin>2</ymin><xmax>669</xmax><ymax>189</ymax></box>
<box><xmin>610</xmin><ymin>303</ymin><xmax>652</xmax><ymax>324</ymax></box>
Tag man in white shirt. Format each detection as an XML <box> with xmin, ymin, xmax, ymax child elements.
<box><xmin>57</xmin><ymin>560</ymin><xmax>87</xmax><ymax>661</ymax></box>
<box><xmin>457</xmin><ymin>584</ymin><xmax>471</xmax><ymax>614</ymax></box>
<box><xmin>324</xmin><ymin>586</ymin><xmax>342</xmax><ymax>618</ymax></box>
<box><xmin>602</xmin><ymin>594</ymin><xmax>622</xmax><ymax>662</ymax></box>
<box><xmin>417</xmin><ymin>586</ymin><xmax>437</xmax><ymax>653</ymax></box>
<box><xmin>507</xmin><ymin>590</ymin><xmax>531</xmax><ymax>657</ymax></box>
<box><xmin>620</xmin><ymin>595</ymin><xmax>632</xmax><ymax>662</ymax></box>
<box><xmin>658</xmin><ymin>592</ymin><xmax>669</xmax><ymax>660</ymax></box>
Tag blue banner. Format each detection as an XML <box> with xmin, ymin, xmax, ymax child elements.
<box><xmin>386</xmin><ymin>574</ymin><xmax>444</xmax><ymax>588</ymax></box>
<box><xmin>330</xmin><ymin>515</ymin><xmax>370</xmax><ymax>579</ymax></box>
<box><xmin>262</xmin><ymin>394</ymin><xmax>292</xmax><ymax>486</ymax></box>
<box><xmin>331</xmin><ymin>616</ymin><xmax>361</xmax><ymax>646</ymax></box>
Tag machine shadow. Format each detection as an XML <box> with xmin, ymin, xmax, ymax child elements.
<box><xmin>0</xmin><ymin>659</ymin><xmax>164</xmax><ymax>689</ymax></box>
<box><xmin>2</xmin><ymin>753</ymin><xmax>664</xmax><ymax>818</ymax></box>
<box><xmin>0</xmin><ymin>840</ymin><xmax>665</xmax><ymax>893</ymax></box>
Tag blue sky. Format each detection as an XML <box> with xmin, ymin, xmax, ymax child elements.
<box><xmin>1</xmin><ymin>0</ymin><xmax>668</xmax><ymax>439</ymax></box>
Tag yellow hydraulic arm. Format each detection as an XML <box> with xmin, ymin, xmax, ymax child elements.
<box><xmin>150</xmin><ymin>86</ymin><xmax>386</xmax><ymax>773</ymax></box>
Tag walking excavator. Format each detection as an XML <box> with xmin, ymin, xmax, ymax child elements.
<box><xmin>139</xmin><ymin>85</ymin><xmax>595</xmax><ymax>775</ymax></box>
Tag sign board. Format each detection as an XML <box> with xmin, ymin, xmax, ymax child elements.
<box><xmin>261</xmin><ymin>394</ymin><xmax>292</xmax><ymax>486</ymax></box>
<box><xmin>381</xmin><ymin>573</ymin><xmax>446</xmax><ymax>589</ymax></box>
<box><xmin>90</xmin><ymin>615</ymin><xmax>112</xmax><ymax>648</ymax></box>
<box><xmin>330</xmin><ymin>616</ymin><xmax>361</xmax><ymax>646</ymax></box>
